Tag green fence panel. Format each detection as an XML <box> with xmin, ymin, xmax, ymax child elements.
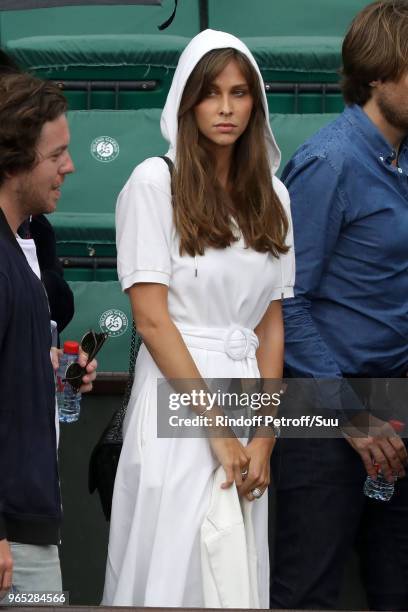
<box><xmin>7</xmin><ymin>32</ymin><xmax>345</xmax><ymax>112</ymax></box>
<box><xmin>5</xmin><ymin>34</ymin><xmax>188</xmax><ymax>110</ymax></box>
<box><xmin>0</xmin><ymin>0</ymin><xmax>198</xmax><ymax>43</ymax></box>
<box><xmin>206</xmin><ymin>0</ymin><xmax>369</xmax><ymax>113</ymax></box>
<box><xmin>54</xmin><ymin>110</ymin><xmax>339</xmax><ymax>260</ymax></box>
<box><xmin>1</xmin><ymin>0</ymin><xmax>198</xmax><ymax>109</ymax></box>
<box><xmin>270</xmin><ymin>113</ymin><xmax>338</xmax><ymax>174</ymax></box>
<box><xmin>6</xmin><ymin>33</ymin><xmax>187</xmax><ymax>71</ymax></box>
<box><xmin>62</xmin><ymin>268</ymin><xmax>118</xmax><ymax>282</ymax></box>
<box><xmin>208</xmin><ymin>0</ymin><xmax>370</xmax><ymax>37</ymax></box>
<box><xmin>244</xmin><ymin>36</ymin><xmax>344</xmax><ymax>113</ymax></box>
<box><xmin>62</xmin><ymin>280</ymin><xmax>134</xmax><ymax>374</ymax></box>
<box><xmin>267</xmin><ymin>93</ymin><xmax>344</xmax><ymax>115</ymax></box>
<box><xmin>53</xmin><ymin>108</ymin><xmax>167</xmax><ymax>257</ymax></box>
<box><xmin>2</xmin><ymin>1</ymin><xmax>364</xmax><ymax>113</ymax></box>
<box><xmin>246</xmin><ymin>36</ymin><xmax>342</xmax><ymax>79</ymax></box>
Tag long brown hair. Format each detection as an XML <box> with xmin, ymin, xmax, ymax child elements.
<box><xmin>341</xmin><ymin>0</ymin><xmax>408</xmax><ymax>106</ymax></box>
<box><xmin>173</xmin><ymin>48</ymin><xmax>289</xmax><ymax>258</ymax></box>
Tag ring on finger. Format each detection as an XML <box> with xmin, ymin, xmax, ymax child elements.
<box><xmin>241</xmin><ymin>468</ymin><xmax>248</xmax><ymax>477</ymax></box>
<box><xmin>251</xmin><ymin>487</ymin><xmax>263</xmax><ymax>499</ymax></box>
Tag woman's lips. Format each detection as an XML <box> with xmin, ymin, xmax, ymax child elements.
<box><xmin>215</xmin><ymin>124</ymin><xmax>236</xmax><ymax>133</ymax></box>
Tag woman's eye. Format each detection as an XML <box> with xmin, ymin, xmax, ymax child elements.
<box><xmin>234</xmin><ymin>90</ymin><xmax>248</xmax><ymax>97</ymax></box>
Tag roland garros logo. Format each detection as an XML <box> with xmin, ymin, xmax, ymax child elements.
<box><xmin>99</xmin><ymin>309</ymin><xmax>128</xmax><ymax>337</ymax></box>
<box><xmin>91</xmin><ymin>136</ymin><xmax>119</xmax><ymax>163</ymax></box>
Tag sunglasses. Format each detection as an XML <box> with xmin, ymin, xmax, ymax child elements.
<box><xmin>64</xmin><ymin>330</ymin><xmax>108</xmax><ymax>392</ymax></box>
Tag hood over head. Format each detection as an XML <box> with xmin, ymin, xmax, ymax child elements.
<box><xmin>161</xmin><ymin>29</ymin><xmax>281</xmax><ymax>175</ymax></box>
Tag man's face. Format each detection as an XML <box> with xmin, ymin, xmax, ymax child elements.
<box><xmin>16</xmin><ymin>114</ymin><xmax>74</xmax><ymax>217</ymax></box>
<box><xmin>373</xmin><ymin>71</ymin><xmax>408</xmax><ymax>134</ymax></box>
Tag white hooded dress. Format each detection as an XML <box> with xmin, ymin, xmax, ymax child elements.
<box><xmin>102</xmin><ymin>29</ymin><xmax>295</xmax><ymax>608</ymax></box>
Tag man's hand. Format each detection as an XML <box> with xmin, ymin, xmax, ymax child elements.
<box><xmin>343</xmin><ymin>416</ymin><xmax>407</xmax><ymax>482</ymax></box>
<box><xmin>50</xmin><ymin>347</ymin><xmax>97</xmax><ymax>393</ymax></box>
<box><xmin>0</xmin><ymin>539</ymin><xmax>13</xmax><ymax>596</ymax></box>
<box><xmin>50</xmin><ymin>347</ymin><xmax>62</xmax><ymax>372</ymax></box>
<box><xmin>77</xmin><ymin>350</ymin><xmax>97</xmax><ymax>394</ymax></box>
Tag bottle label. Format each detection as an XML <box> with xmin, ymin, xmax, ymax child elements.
<box><xmin>56</xmin><ymin>374</ymin><xmax>65</xmax><ymax>393</ymax></box>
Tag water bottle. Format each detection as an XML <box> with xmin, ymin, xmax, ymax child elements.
<box><xmin>363</xmin><ymin>419</ymin><xmax>405</xmax><ymax>501</ymax></box>
<box><xmin>56</xmin><ymin>340</ymin><xmax>81</xmax><ymax>423</ymax></box>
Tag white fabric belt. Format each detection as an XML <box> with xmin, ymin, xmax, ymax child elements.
<box><xmin>180</xmin><ymin>326</ymin><xmax>259</xmax><ymax>361</ymax></box>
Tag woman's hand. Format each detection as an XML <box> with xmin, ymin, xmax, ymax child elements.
<box><xmin>209</xmin><ymin>435</ymin><xmax>250</xmax><ymax>489</ymax></box>
<box><xmin>237</xmin><ymin>436</ymin><xmax>275</xmax><ymax>501</ymax></box>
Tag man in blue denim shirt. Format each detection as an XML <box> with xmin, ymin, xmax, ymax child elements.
<box><xmin>270</xmin><ymin>1</ymin><xmax>408</xmax><ymax>609</ymax></box>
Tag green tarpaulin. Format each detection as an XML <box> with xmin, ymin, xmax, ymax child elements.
<box><xmin>6</xmin><ymin>34</ymin><xmax>188</xmax><ymax>71</ymax></box>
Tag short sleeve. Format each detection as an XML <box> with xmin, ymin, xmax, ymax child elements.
<box><xmin>270</xmin><ymin>176</ymin><xmax>295</xmax><ymax>301</ymax></box>
<box><xmin>116</xmin><ymin>161</ymin><xmax>173</xmax><ymax>291</ymax></box>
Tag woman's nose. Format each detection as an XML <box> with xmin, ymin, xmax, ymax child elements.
<box><xmin>219</xmin><ymin>95</ymin><xmax>233</xmax><ymax>115</ymax></box>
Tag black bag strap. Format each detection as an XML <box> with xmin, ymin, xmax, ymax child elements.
<box><xmin>108</xmin><ymin>155</ymin><xmax>174</xmax><ymax>439</ymax></box>
<box><xmin>121</xmin><ymin>322</ymin><xmax>141</xmax><ymax>410</ymax></box>
<box><xmin>159</xmin><ymin>155</ymin><xmax>174</xmax><ymax>175</ymax></box>
<box><xmin>158</xmin><ymin>0</ymin><xmax>178</xmax><ymax>30</ymax></box>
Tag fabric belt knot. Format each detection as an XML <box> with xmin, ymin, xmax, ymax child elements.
<box><xmin>180</xmin><ymin>325</ymin><xmax>259</xmax><ymax>361</ymax></box>
<box><xmin>224</xmin><ymin>326</ymin><xmax>259</xmax><ymax>360</ymax></box>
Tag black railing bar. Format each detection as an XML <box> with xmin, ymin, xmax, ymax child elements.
<box><xmin>55</xmin><ymin>80</ymin><xmax>157</xmax><ymax>91</ymax></box>
<box><xmin>264</xmin><ymin>82</ymin><xmax>341</xmax><ymax>94</ymax></box>
<box><xmin>59</xmin><ymin>256</ymin><xmax>117</xmax><ymax>268</ymax></box>
<box><xmin>322</xmin><ymin>83</ymin><xmax>327</xmax><ymax>113</ymax></box>
<box><xmin>294</xmin><ymin>83</ymin><xmax>299</xmax><ymax>113</ymax></box>
<box><xmin>114</xmin><ymin>81</ymin><xmax>120</xmax><ymax>110</ymax></box>
<box><xmin>54</xmin><ymin>80</ymin><xmax>341</xmax><ymax>94</ymax></box>
<box><xmin>86</xmin><ymin>80</ymin><xmax>91</xmax><ymax>109</ymax></box>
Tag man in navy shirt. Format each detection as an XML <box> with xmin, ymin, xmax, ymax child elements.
<box><xmin>0</xmin><ymin>72</ymin><xmax>96</xmax><ymax>596</ymax></box>
<box><xmin>270</xmin><ymin>1</ymin><xmax>408</xmax><ymax>609</ymax></box>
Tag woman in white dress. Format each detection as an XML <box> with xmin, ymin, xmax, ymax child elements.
<box><xmin>103</xmin><ymin>29</ymin><xmax>295</xmax><ymax>608</ymax></box>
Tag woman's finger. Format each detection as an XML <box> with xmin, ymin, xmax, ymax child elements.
<box><xmin>246</xmin><ymin>487</ymin><xmax>266</xmax><ymax>502</ymax></box>
<box><xmin>220</xmin><ymin>465</ymin><xmax>235</xmax><ymax>489</ymax></box>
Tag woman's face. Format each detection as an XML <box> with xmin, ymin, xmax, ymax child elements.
<box><xmin>193</xmin><ymin>59</ymin><xmax>254</xmax><ymax>154</ymax></box>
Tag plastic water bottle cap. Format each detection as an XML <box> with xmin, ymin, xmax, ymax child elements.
<box><xmin>389</xmin><ymin>419</ymin><xmax>405</xmax><ymax>433</ymax></box>
<box><xmin>63</xmin><ymin>340</ymin><xmax>79</xmax><ymax>355</ymax></box>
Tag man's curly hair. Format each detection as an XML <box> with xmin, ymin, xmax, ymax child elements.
<box><xmin>0</xmin><ymin>72</ymin><xmax>67</xmax><ymax>188</ymax></box>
